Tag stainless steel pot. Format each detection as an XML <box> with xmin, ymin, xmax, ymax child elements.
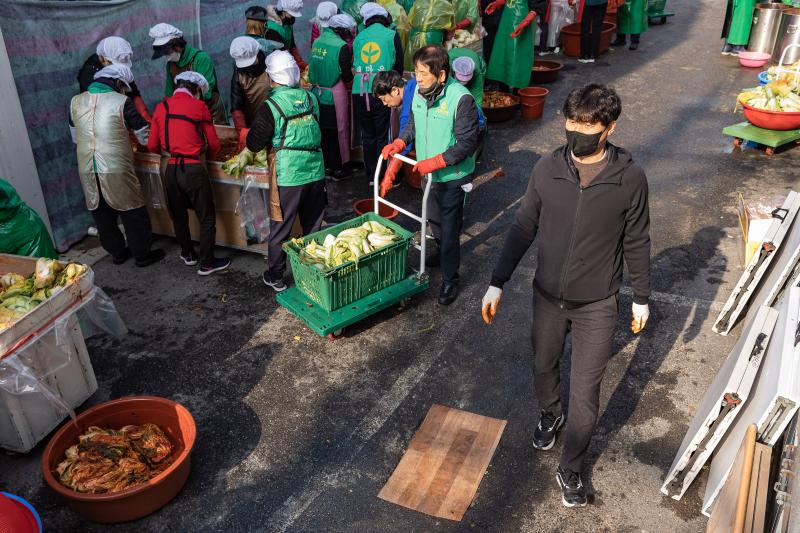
<box><xmin>774</xmin><ymin>9</ymin><xmax>800</xmax><ymax>64</ymax></box>
<box><xmin>747</xmin><ymin>4</ymin><xmax>786</xmax><ymax>54</ymax></box>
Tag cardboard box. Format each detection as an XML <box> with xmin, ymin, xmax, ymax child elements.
<box><xmin>737</xmin><ymin>193</ymin><xmax>778</xmax><ymax>267</ymax></box>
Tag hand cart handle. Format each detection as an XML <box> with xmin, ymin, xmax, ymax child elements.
<box><xmin>372</xmin><ymin>154</ymin><xmax>433</xmax><ymax>279</ymax></box>
<box><xmin>776</xmin><ymin>43</ymin><xmax>800</xmax><ymax>77</ymax></box>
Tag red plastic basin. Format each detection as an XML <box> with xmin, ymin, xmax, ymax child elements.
<box><xmin>353</xmin><ymin>198</ymin><xmax>398</xmax><ymax>219</ymax></box>
<box><xmin>742</xmin><ymin>103</ymin><xmax>800</xmax><ymax>131</ymax></box>
<box><xmin>42</xmin><ymin>396</ymin><xmax>196</xmax><ymax>524</ymax></box>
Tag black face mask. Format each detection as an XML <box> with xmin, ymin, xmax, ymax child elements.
<box><xmin>566</xmin><ymin>128</ymin><xmax>606</xmax><ymax>158</ymax></box>
<box><xmin>418</xmin><ymin>79</ymin><xmax>444</xmax><ymax>102</ymax></box>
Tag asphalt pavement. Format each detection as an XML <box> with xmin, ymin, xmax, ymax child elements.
<box><xmin>2</xmin><ymin>0</ymin><xmax>799</xmax><ymax>530</ymax></box>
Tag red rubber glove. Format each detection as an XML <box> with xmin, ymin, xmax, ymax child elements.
<box><xmin>380</xmin><ymin>158</ymin><xmax>404</xmax><ymax>197</ymax></box>
<box><xmin>453</xmin><ymin>18</ymin><xmax>472</xmax><ymax>30</ymax></box>
<box><xmin>232</xmin><ymin>110</ymin><xmax>247</xmax><ymax>132</ymax></box>
<box><xmin>413</xmin><ymin>154</ymin><xmax>446</xmax><ymax>175</ymax></box>
<box><xmin>485</xmin><ymin>0</ymin><xmax>506</xmax><ymax>15</ymax></box>
<box><xmin>238</xmin><ymin>128</ymin><xmax>250</xmax><ymax>151</ymax></box>
<box><xmin>381</xmin><ymin>138</ymin><xmax>406</xmax><ymax>160</ymax></box>
<box><xmin>511</xmin><ymin>12</ymin><xmax>537</xmax><ymax>38</ymax></box>
<box><xmin>132</xmin><ymin>95</ymin><xmax>152</xmax><ymax>123</ymax></box>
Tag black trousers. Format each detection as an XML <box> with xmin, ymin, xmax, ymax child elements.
<box><xmin>531</xmin><ymin>287</ymin><xmax>619</xmax><ymax>473</ymax></box>
<box><xmin>267</xmin><ymin>180</ymin><xmax>327</xmax><ymax>279</ymax></box>
<box><xmin>90</xmin><ymin>189</ymin><xmax>152</xmax><ymax>262</ymax></box>
<box><xmin>615</xmin><ymin>33</ymin><xmax>641</xmax><ymax>44</ymax></box>
<box><xmin>319</xmin><ymin>103</ymin><xmax>343</xmax><ymax>172</ymax></box>
<box><xmin>163</xmin><ymin>162</ymin><xmax>216</xmax><ymax>267</ymax></box>
<box><xmin>426</xmin><ymin>176</ymin><xmax>469</xmax><ymax>286</ymax></box>
<box><xmin>352</xmin><ymin>94</ymin><xmax>390</xmax><ymax>180</ymax></box>
<box><xmin>580</xmin><ymin>3</ymin><xmax>608</xmax><ymax>59</ymax></box>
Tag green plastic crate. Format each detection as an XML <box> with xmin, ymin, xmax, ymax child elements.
<box><xmin>283</xmin><ymin>212</ymin><xmax>413</xmax><ymax>312</ymax></box>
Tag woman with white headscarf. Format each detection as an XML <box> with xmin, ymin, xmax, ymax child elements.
<box><xmin>311</xmin><ymin>1</ymin><xmax>339</xmax><ymax>47</ymax></box>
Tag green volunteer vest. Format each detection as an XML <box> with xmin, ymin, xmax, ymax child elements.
<box><xmin>448</xmin><ymin>47</ymin><xmax>486</xmax><ymax>107</ymax></box>
<box><xmin>352</xmin><ymin>23</ymin><xmax>397</xmax><ymax>94</ymax></box>
<box><xmin>265</xmin><ymin>86</ymin><xmax>325</xmax><ymax>187</ymax></box>
<box><xmin>410</xmin><ymin>78</ymin><xmax>476</xmax><ymax>183</ymax></box>
<box><xmin>267</xmin><ymin>20</ymin><xmax>294</xmax><ymax>48</ymax></box>
<box><xmin>309</xmin><ymin>28</ymin><xmax>345</xmax><ymax>106</ymax></box>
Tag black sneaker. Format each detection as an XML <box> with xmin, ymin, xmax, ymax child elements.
<box><xmin>329</xmin><ymin>169</ymin><xmax>353</xmax><ymax>182</ymax></box>
<box><xmin>197</xmin><ymin>257</ymin><xmax>231</xmax><ymax>276</ymax></box>
<box><xmin>112</xmin><ymin>248</ymin><xmax>132</xmax><ymax>265</ymax></box>
<box><xmin>556</xmin><ymin>466</ymin><xmax>588</xmax><ymax>508</ymax></box>
<box><xmin>134</xmin><ymin>249</ymin><xmax>165</xmax><ymax>267</ymax></box>
<box><xmin>438</xmin><ymin>283</ymin><xmax>458</xmax><ymax>306</ymax></box>
<box><xmin>180</xmin><ymin>252</ymin><xmax>198</xmax><ymax>266</ymax></box>
<box><xmin>262</xmin><ymin>271</ymin><xmax>287</xmax><ymax>292</ymax></box>
<box><xmin>533</xmin><ymin>410</ymin><xmax>565</xmax><ymax>451</ymax></box>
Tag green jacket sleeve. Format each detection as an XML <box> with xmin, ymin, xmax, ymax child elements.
<box><xmin>164</xmin><ymin>62</ymin><xmax>175</xmax><ymax>97</ymax></box>
<box><xmin>192</xmin><ymin>51</ymin><xmax>217</xmax><ymax>101</ymax></box>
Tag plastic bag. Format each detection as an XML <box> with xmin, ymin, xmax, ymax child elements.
<box><xmin>379</xmin><ymin>0</ymin><xmax>411</xmax><ymax>49</ymax></box>
<box><xmin>547</xmin><ymin>0</ymin><xmax>575</xmax><ymax>48</ymax></box>
<box><xmin>235</xmin><ymin>179</ymin><xmax>270</xmax><ymax>244</ymax></box>
<box><xmin>408</xmin><ymin>0</ymin><xmax>454</xmax><ymax>30</ymax></box>
<box><xmin>77</xmin><ymin>287</ymin><xmax>128</xmax><ymax>340</ymax></box>
<box><xmin>0</xmin><ymin>178</ymin><xmax>57</xmax><ymax>259</ymax></box>
<box><xmin>139</xmin><ymin>166</ymin><xmax>167</xmax><ymax>209</ymax></box>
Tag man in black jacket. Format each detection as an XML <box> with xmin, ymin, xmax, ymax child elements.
<box><xmin>481</xmin><ymin>84</ymin><xmax>651</xmax><ymax>507</ymax></box>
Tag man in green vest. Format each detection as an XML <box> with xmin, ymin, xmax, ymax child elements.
<box><xmin>149</xmin><ymin>23</ymin><xmax>227</xmax><ymax>124</ymax></box>
<box><xmin>266</xmin><ymin>0</ymin><xmax>308</xmax><ymax>71</ymax></box>
<box><xmin>353</xmin><ymin>3</ymin><xmax>404</xmax><ymax>183</ymax></box>
<box><xmin>310</xmin><ymin>14</ymin><xmax>356</xmax><ymax>181</ymax></box>
<box><xmin>612</xmin><ymin>0</ymin><xmax>648</xmax><ymax>50</ymax></box>
<box><xmin>448</xmin><ymin>47</ymin><xmax>485</xmax><ymax>106</ymax></box>
<box><xmin>485</xmin><ymin>0</ymin><xmax>544</xmax><ymax>89</ymax></box>
<box><xmin>382</xmin><ymin>45</ymin><xmax>479</xmax><ymax>305</ymax></box>
<box><xmin>246</xmin><ymin>51</ymin><xmax>326</xmax><ymax>293</ymax></box>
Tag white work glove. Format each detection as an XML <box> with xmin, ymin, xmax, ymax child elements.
<box><xmin>482</xmin><ymin>285</ymin><xmax>503</xmax><ymax>324</ymax></box>
<box><xmin>631</xmin><ymin>302</ymin><xmax>650</xmax><ymax>334</ymax></box>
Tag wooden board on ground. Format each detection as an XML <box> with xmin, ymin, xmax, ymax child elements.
<box><xmin>707</xmin><ymin>424</ymin><xmax>757</xmax><ymax>533</ymax></box>
<box><xmin>378</xmin><ymin>404</ymin><xmax>506</xmax><ymax>521</ymax></box>
<box><xmin>744</xmin><ymin>442</ymin><xmax>772</xmax><ymax>533</ymax></box>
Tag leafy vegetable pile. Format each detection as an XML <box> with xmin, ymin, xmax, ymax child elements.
<box><xmin>445</xmin><ymin>29</ymin><xmax>480</xmax><ymax>50</ymax></box>
<box><xmin>295</xmin><ymin>221</ymin><xmax>401</xmax><ymax>270</ymax></box>
<box><xmin>57</xmin><ymin>423</ymin><xmax>174</xmax><ymax>494</ymax></box>
<box><xmin>737</xmin><ymin>79</ymin><xmax>800</xmax><ymax>112</ymax></box>
<box><xmin>766</xmin><ymin>61</ymin><xmax>800</xmax><ymax>85</ymax></box>
<box><xmin>221</xmin><ymin>147</ymin><xmax>269</xmax><ymax>178</ymax></box>
<box><xmin>0</xmin><ymin>259</ymin><xmax>87</xmax><ymax>332</ymax></box>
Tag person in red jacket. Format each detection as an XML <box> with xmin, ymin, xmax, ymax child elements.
<box><xmin>148</xmin><ymin>71</ymin><xmax>231</xmax><ymax>276</ymax></box>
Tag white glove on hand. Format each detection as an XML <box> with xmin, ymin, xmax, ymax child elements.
<box><xmin>482</xmin><ymin>286</ymin><xmax>503</xmax><ymax>324</ymax></box>
<box><xmin>631</xmin><ymin>302</ymin><xmax>650</xmax><ymax>334</ymax></box>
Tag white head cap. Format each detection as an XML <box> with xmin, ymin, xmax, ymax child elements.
<box><xmin>149</xmin><ymin>23</ymin><xmax>184</xmax><ymax>47</ymax></box>
<box><xmin>328</xmin><ymin>14</ymin><xmax>357</xmax><ymax>30</ymax></box>
<box><xmin>174</xmin><ymin>71</ymin><xmax>209</xmax><ymax>95</ymax></box>
<box><xmin>453</xmin><ymin>56</ymin><xmax>476</xmax><ymax>83</ymax></box>
<box><xmin>94</xmin><ymin>64</ymin><xmax>134</xmax><ymax>89</ymax></box>
<box><xmin>266</xmin><ymin>50</ymin><xmax>300</xmax><ymax>87</ymax></box>
<box><xmin>316</xmin><ymin>2</ymin><xmax>338</xmax><ymax>27</ymax></box>
<box><xmin>276</xmin><ymin>0</ymin><xmax>303</xmax><ymax>18</ymax></box>
<box><xmin>96</xmin><ymin>37</ymin><xmax>133</xmax><ymax>68</ymax></box>
<box><xmin>360</xmin><ymin>3</ymin><xmax>389</xmax><ymax>22</ymax></box>
<box><xmin>230</xmin><ymin>36</ymin><xmax>262</xmax><ymax>68</ymax></box>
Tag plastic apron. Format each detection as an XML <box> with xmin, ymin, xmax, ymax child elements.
<box><xmin>547</xmin><ymin>0</ymin><xmax>575</xmax><ymax>47</ymax></box>
<box><xmin>726</xmin><ymin>0</ymin><xmax>756</xmax><ymax>45</ymax></box>
<box><xmin>617</xmin><ymin>0</ymin><xmax>649</xmax><ymax>34</ymax></box>
<box><xmin>486</xmin><ymin>0</ymin><xmax>535</xmax><ymax>89</ymax></box>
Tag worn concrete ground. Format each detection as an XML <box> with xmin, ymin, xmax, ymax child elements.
<box><xmin>2</xmin><ymin>0</ymin><xmax>799</xmax><ymax>530</ymax></box>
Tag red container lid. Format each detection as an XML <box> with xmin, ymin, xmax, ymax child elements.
<box><xmin>0</xmin><ymin>492</ymin><xmax>41</xmax><ymax>533</ymax></box>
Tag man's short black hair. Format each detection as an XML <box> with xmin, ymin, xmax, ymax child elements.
<box><xmin>412</xmin><ymin>45</ymin><xmax>450</xmax><ymax>78</ymax></box>
<box><xmin>373</xmin><ymin>70</ymin><xmax>405</xmax><ymax>97</ymax></box>
<box><xmin>563</xmin><ymin>84</ymin><xmax>622</xmax><ymax>127</ymax></box>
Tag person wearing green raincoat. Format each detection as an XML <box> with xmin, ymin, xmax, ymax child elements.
<box><xmin>452</xmin><ymin>0</ymin><xmax>480</xmax><ymax>31</ymax></box>
<box><xmin>485</xmin><ymin>0</ymin><xmax>544</xmax><ymax>89</ymax></box>
<box><xmin>720</xmin><ymin>0</ymin><xmax>757</xmax><ymax>54</ymax></box>
<box><xmin>448</xmin><ymin>47</ymin><xmax>485</xmax><ymax>106</ymax></box>
<box><xmin>612</xmin><ymin>0</ymin><xmax>648</xmax><ymax>50</ymax></box>
<box><xmin>405</xmin><ymin>0</ymin><xmax>455</xmax><ymax>69</ymax></box>
<box><xmin>0</xmin><ymin>179</ymin><xmax>57</xmax><ymax>259</ymax></box>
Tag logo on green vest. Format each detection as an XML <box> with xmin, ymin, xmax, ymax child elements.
<box><xmin>360</xmin><ymin>42</ymin><xmax>382</xmax><ymax>65</ymax></box>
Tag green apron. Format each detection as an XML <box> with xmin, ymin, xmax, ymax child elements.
<box><xmin>448</xmin><ymin>47</ymin><xmax>486</xmax><ymax>106</ymax></box>
<box><xmin>727</xmin><ymin>0</ymin><xmax>757</xmax><ymax>45</ymax></box>
<box><xmin>617</xmin><ymin>0</ymin><xmax>649</xmax><ymax>35</ymax></box>
<box><xmin>410</xmin><ymin>78</ymin><xmax>476</xmax><ymax>183</ymax></box>
<box><xmin>310</xmin><ymin>28</ymin><xmax>345</xmax><ymax>106</ymax></box>
<box><xmin>405</xmin><ymin>29</ymin><xmax>445</xmax><ymax>70</ymax></box>
<box><xmin>486</xmin><ymin>0</ymin><xmax>535</xmax><ymax>89</ymax></box>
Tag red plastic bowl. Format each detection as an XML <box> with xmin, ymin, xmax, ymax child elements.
<box><xmin>41</xmin><ymin>396</ymin><xmax>196</xmax><ymax>524</ymax></box>
<box><xmin>742</xmin><ymin>103</ymin><xmax>800</xmax><ymax>131</ymax></box>
<box><xmin>353</xmin><ymin>198</ymin><xmax>398</xmax><ymax>219</ymax></box>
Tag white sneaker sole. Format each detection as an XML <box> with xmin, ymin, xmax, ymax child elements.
<box><xmin>556</xmin><ymin>474</ymin><xmax>588</xmax><ymax>508</ymax></box>
<box><xmin>262</xmin><ymin>277</ymin><xmax>287</xmax><ymax>292</ymax></box>
<box><xmin>533</xmin><ymin>417</ymin><xmax>564</xmax><ymax>451</ymax></box>
<box><xmin>197</xmin><ymin>262</ymin><xmax>230</xmax><ymax>276</ymax></box>
<box><xmin>180</xmin><ymin>255</ymin><xmax>198</xmax><ymax>266</ymax></box>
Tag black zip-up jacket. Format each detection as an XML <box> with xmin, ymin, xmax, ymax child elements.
<box><xmin>490</xmin><ymin>144</ymin><xmax>651</xmax><ymax>306</ymax></box>
<box><xmin>77</xmin><ymin>54</ymin><xmax>142</xmax><ymax>99</ymax></box>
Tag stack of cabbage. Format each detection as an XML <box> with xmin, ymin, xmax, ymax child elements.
<box><xmin>765</xmin><ymin>61</ymin><xmax>800</xmax><ymax>85</ymax></box>
<box><xmin>737</xmin><ymin>79</ymin><xmax>800</xmax><ymax>112</ymax></box>
<box><xmin>0</xmin><ymin>259</ymin><xmax>87</xmax><ymax>331</ymax></box>
<box><xmin>221</xmin><ymin>147</ymin><xmax>269</xmax><ymax>178</ymax></box>
<box><xmin>296</xmin><ymin>221</ymin><xmax>401</xmax><ymax>270</ymax></box>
